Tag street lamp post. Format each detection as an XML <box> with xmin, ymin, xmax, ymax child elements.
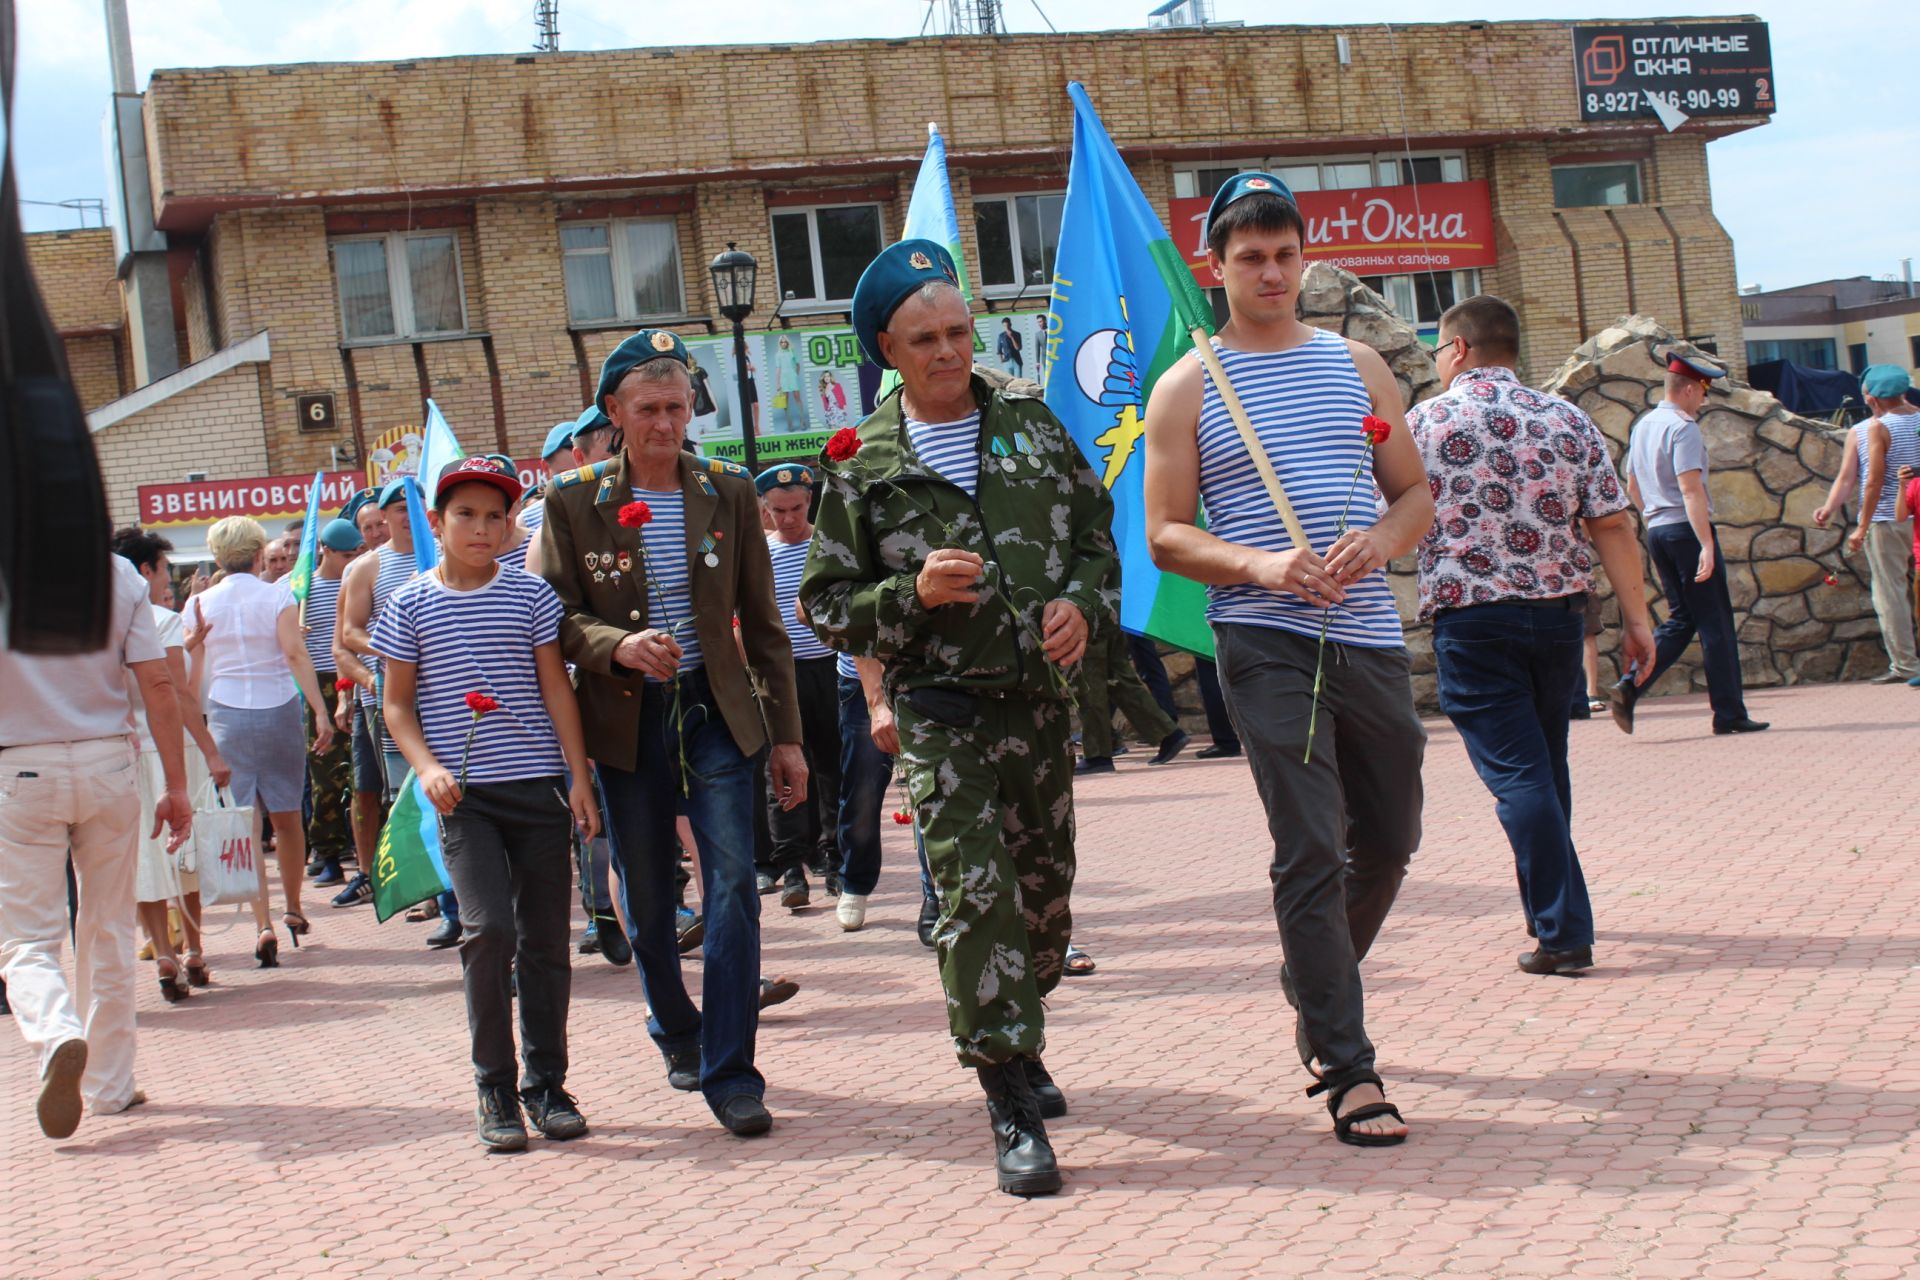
<box><xmin>709</xmin><ymin>242</ymin><xmax>759</xmax><ymax>475</ymax></box>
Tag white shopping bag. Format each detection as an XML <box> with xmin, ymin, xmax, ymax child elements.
<box><xmin>193</xmin><ymin>784</ymin><xmax>262</xmax><ymax>906</ymax></box>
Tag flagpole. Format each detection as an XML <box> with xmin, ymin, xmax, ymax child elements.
<box><xmin>1184</xmin><ymin>326</ymin><xmax>1312</xmax><ymax>552</ymax></box>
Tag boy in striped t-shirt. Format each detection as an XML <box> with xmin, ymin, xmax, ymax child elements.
<box><xmin>373</xmin><ymin>456</ymin><xmax>600</xmax><ymax>1154</ymax></box>
<box><xmin>1144</xmin><ymin>173</ymin><xmax>1434</xmax><ymax>1150</ymax></box>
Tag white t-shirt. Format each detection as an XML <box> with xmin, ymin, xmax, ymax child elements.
<box><xmin>0</xmin><ymin>556</ymin><xmax>164</xmax><ymax>747</ymax></box>
<box><xmin>189</xmin><ymin>572</ymin><xmax>299</xmax><ymax>709</ymax></box>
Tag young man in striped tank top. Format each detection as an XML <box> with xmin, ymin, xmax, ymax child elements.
<box><xmin>330</xmin><ymin>483</ymin><xmax>423</xmax><ymax>911</ymax></box>
<box><xmin>375</xmin><ymin>456</ymin><xmax>600</xmax><ymax>1152</ymax></box>
<box><xmin>1813</xmin><ymin>365</ymin><xmax>1920</xmax><ymax>683</ymax></box>
<box><xmin>1144</xmin><ymin>173</ymin><xmax>1436</xmax><ymax>1147</ymax></box>
<box><xmin>300</xmin><ymin>518</ymin><xmax>364</xmax><ymax>886</ymax></box>
<box><xmin>755</xmin><ymin>463</ymin><xmax>850</xmax><ymax>916</ymax></box>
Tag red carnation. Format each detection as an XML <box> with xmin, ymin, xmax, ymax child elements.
<box><xmin>1823</xmin><ymin>574</ymin><xmax>1839</xmax><ymax>586</ymax></box>
<box><xmin>618</xmin><ymin>501</ymin><xmax>653</xmax><ymax>529</ymax></box>
<box><xmin>336</xmin><ymin>678</ymin><xmax>354</xmax><ymax>696</ymax></box>
<box><xmin>825</xmin><ymin>428</ymin><xmax>863</xmax><ymax>462</ymax></box>
<box><xmin>892</xmin><ymin>810</ymin><xmax>913</xmax><ymax>826</ymax></box>
<box><xmin>1361</xmin><ymin>414</ymin><xmax>1392</xmax><ymax>446</ymax></box>
<box><xmin>465</xmin><ymin>691</ymin><xmax>500</xmax><ymax>715</ymax></box>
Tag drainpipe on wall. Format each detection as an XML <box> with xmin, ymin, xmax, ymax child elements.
<box><xmin>102</xmin><ymin>0</ymin><xmax>181</xmax><ymax>386</ymax></box>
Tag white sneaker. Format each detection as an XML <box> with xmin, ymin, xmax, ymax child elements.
<box><xmin>836</xmin><ymin>893</ymin><xmax>869</xmax><ymax>931</ymax></box>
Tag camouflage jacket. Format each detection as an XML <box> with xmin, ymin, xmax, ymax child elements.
<box><xmin>799</xmin><ymin>373</ymin><xmax>1117</xmax><ymax>702</ymax></box>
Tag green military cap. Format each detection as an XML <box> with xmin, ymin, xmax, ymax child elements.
<box><xmin>755</xmin><ymin>463</ymin><xmax>815</xmax><ymax>494</ymax></box>
<box><xmin>595</xmin><ymin>329</ymin><xmax>690</xmax><ymax>411</ymax></box>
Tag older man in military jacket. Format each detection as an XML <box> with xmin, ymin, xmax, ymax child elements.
<box><xmin>539</xmin><ymin>328</ymin><xmax>805</xmax><ymax>1139</ymax></box>
<box><xmin>800</xmin><ymin>240</ymin><xmax>1116</xmax><ymax>1197</ymax></box>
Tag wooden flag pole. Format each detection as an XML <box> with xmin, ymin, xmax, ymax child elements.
<box><xmin>1186</xmin><ymin>326</ymin><xmax>1312</xmax><ymax>552</ymax></box>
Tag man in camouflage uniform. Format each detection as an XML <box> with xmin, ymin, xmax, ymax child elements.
<box><xmin>801</xmin><ymin>240</ymin><xmax>1116</xmax><ymax>1197</ymax></box>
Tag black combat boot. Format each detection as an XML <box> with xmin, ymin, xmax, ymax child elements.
<box><xmin>1021</xmin><ymin>1056</ymin><xmax>1067</xmax><ymax>1119</ymax></box>
<box><xmin>977</xmin><ymin>1060</ymin><xmax>1063</xmax><ymax>1197</ymax></box>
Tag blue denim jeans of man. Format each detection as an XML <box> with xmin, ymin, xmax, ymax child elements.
<box><xmin>595</xmin><ymin>666</ymin><xmax>763</xmax><ymax>1112</ymax></box>
<box><xmin>835</xmin><ymin>674</ymin><xmax>935</xmax><ymax>901</ymax></box>
<box><xmin>1432</xmin><ymin>600</ymin><xmax>1593</xmax><ymax>951</ymax></box>
<box><xmin>1633</xmin><ymin>524</ymin><xmax>1750</xmax><ymax>727</ymax></box>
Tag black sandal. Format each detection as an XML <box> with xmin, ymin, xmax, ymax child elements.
<box><xmin>255</xmin><ymin>929</ymin><xmax>279</xmax><ymax>969</ymax></box>
<box><xmin>1307</xmin><ymin>1068</ymin><xmax>1406</xmax><ymax>1148</ymax></box>
<box><xmin>283</xmin><ymin>912</ymin><xmax>310</xmax><ymax>949</ymax></box>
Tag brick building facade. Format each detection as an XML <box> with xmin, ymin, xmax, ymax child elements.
<box><xmin>56</xmin><ymin>18</ymin><xmax>1768</xmax><ymax>510</ymax></box>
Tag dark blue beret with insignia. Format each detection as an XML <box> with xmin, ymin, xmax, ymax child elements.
<box><xmin>754</xmin><ymin>463</ymin><xmax>815</xmax><ymax>494</ymax></box>
<box><xmin>595</xmin><ymin>329</ymin><xmax>690</xmax><ymax>412</ymax></box>
<box><xmin>852</xmin><ymin>238</ymin><xmax>963</xmax><ymax>370</ymax></box>
<box><xmin>1207</xmin><ymin>171</ymin><xmax>1298</xmax><ymax>237</ymax></box>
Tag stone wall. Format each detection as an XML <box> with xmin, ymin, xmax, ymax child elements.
<box><xmin>1542</xmin><ymin>316</ymin><xmax>1885</xmax><ymax>696</ymax></box>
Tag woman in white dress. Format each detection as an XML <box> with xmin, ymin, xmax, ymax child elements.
<box><xmin>114</xmin><ymin>527</ymin><xmax>232</xmax><ymax>998</ymax></box>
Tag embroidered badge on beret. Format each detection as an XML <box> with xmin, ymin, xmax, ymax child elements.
<box><xmin>650</xmin><ymin>331</ymin><xmax>676</xmax><ymax>352</ymax></box>
<box><xmin>777</xmin><ymin>468</ymin><xmax>792</xmax><ymax>483</ymax></box>
<box><xmin>1246</xmin><ymin>177</ymin><xmax>1272</xmax><ymax>190</ymax></box>
<box><xmin>909</xmin><ymin>251</ymin><xmax>932</xmax><ymax>270</ymax></box>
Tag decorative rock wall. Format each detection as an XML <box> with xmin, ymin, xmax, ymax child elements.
<box><xmin>1540</xmin><ymin>316</ymin><xmax>1886</xmax><ymax>697</ymax></box>
<box><xmin>1298</xmin><ymin>263</ymin><xmax>1442</xmax><ymax>409</ymax></box>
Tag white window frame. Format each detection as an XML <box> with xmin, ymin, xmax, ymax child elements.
<box><xmin>769</xmin><ymin>203</ymin><xmax>886</xmax><ymax>309</ymax></box>
<box><xmin>330</xmin><ymin>231</ymin><xmax>469</xmax><ymax>345</ymax></box>
<box><xmin>1173</xmin><ymin>151</ymin><xmax>1469</xmax><ymax>199</ymax></box>
<box><xmin>973</xmin><ymin>191</ymin><xmax>1067</xmax><ymax>296</ymax></box>
<box><xmin>1357</xmin><ymin>268</ymin><xmax>1484</xmax><ymax>329</ymax></box>
<box><xmin>558</xmin><ymin>216</ymin><xmax>687</xmax><ymax>326</ymax></box>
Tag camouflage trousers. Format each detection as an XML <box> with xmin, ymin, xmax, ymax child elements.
<box><xmin>896</xmin><ymin>690</ymin><xmax>1076</xmax><ymax>1068</ymax></box>
<box><xmin>1073</xmin><ymin>624</ymin><xmax>1177</xmax><ymax>761</ymax></box>
<box><xmin>304</xmin><ymin>672</ymin><xmax>353</xmax><ymax>859</ymax></box>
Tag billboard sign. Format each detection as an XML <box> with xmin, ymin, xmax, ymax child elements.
<box><xmin>1170</xmin><ymin>180</ymin><xmax>1497</xmax><ymax>279</ymax></box>
<box><xmin>1574</xmin><ymin>22</ymin><xmax>1775</xmax><ymax>123</ymax></box>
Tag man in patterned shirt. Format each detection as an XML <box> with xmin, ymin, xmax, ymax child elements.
<box><xmin>1409</xmin><ymin>295</ymin><xmax>1656</xmax><ymax>976</ymax></box>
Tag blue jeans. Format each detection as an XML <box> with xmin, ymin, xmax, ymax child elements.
<box><xmin>595</xmin><ymin>667</ymin><xmax>763</xmax><ymax>1111</ymax></box>
<box><xmin>835</xmin><ymin>675</ymin><xmax>935</xmax><ymax>900</ymax></box>
<box><xmin>1637</xmin><ymin>523</ymin><xmax>1749</xmax><ymax>727</ymax></box>
<box><xmin>1433</xmin><ymin>601</ymin><xmax>1592</xmax><ymax>950</ymax></box>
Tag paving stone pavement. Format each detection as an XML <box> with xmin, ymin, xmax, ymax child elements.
<box><xmin>3</xmin><ymin>681</ymin><xmax>1918</xmax><ymax>1279</ymax></box>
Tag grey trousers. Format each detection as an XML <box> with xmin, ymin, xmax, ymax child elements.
<box><xmin>438</xmin><ymin>776</ymin><xmax>575</xmax><ymax>1092</ymax></box>
<box><xmin>1213</xmin><ymin>623</ymin><xmax>1426</xmax><ymax>1080</ymax></box>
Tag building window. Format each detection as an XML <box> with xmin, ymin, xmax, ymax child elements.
<box><xmin>975</xmin><ymin>193</ymin><xmax>1065</xmax><ymax>291</ymax></box>
<box><xmin>331</xmin><ymin>233</ymin><xmax>466</xmax><ymax>343</ymax></box>
<box><xmin>1173</xmin><ymin>152</ymin><xmax>1467</xmax><ymax>199</ymax></box>
<box><xmin>1745</xmin><ymin>338</ymin><xmax>1837</xmax><ymax>369</ymax></box>
<box><xmin>770</xmin><ymin>204</ymin><xmax>884</xmax><ymax>306</ymax></box>
<box><xmin>1849</xmin><ymin>342</ymin><xmax>1870</xmax><ymax>374</ymax></box>
<box><xmin>1358</xmin><ymin>269</ymin><xmax>1482</xmax><ymax>327</ymax></box>
<box><xmin>1910</xmin><ymin>335</ymin><xmax>1920</xmax><ymax>369</ymax></box>
<box><xmin>1551</xmin><ymin>163</ymin><xmax>1643</xmax><ymax>208</ymax></box>
<box><xmin>559</xmin><ymin>218</ymin><xmax>685</xmax><ymax>326</ymax></box>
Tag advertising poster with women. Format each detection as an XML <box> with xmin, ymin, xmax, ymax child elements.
<box><xmin>682</xmin><ymin>310</ymin><xmax>1048</xmax><ymax>466</ymax></box>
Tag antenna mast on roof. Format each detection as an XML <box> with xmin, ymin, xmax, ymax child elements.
<box><xmin>935</xmin><ymin>0</ymin><xmax>1004</xmax><ymax>34</ymax></box>
<box><xmin>535</xmin><ymin>0</ymin><xmax>560</xmax><ymax>52</ymax></box>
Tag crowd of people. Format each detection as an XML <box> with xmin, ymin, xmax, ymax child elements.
<box><xmin>5</xmin><ymin>170</ymin><xmax>1916</xmax><ymax>1196</ymax></box>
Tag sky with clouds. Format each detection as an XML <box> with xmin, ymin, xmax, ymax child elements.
<box><xmin>11</xmin><ymin>0</ymin><xmax>1913</xmax><ymax>292</ymax></box>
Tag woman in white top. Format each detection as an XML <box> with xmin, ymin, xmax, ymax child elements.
<box><xmin>186</xmin><ymin>517</ymin><xmax>334</xmax><ymax>967</ymax></box>
<box><xmin>114</xmin><ymin>527</ymin><xmax>232</xmax><ymax>999</ymax></box>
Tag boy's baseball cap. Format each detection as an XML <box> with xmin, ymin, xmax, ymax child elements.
<box><xmin>435</xmin><ymin>456</ymin><xmax>524</xmax><ymax>505</ymax></box>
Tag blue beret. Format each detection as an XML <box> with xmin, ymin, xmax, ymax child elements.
<box><xmin>337</xmin><ymin>487</ymin><xmax>377</xmax><ymax>525</ymax></box>
<box><xmin>1665</xmin><ymin>352</ymin><xmax>1726</xmax><ymax>383</ymax></box>
<box><xmin>541</xmin><ymin>421</ymin><xmax>576</xmax><ymax>459</ymax></box>
<box><xmin>377</xmin><ymin>478</ymin><xmax>411</xmax><ymax>508</ymax></box>
<box><xmin>852</xmin><ymin>238</ymin><xmax>963</xmax><ymax>369</ymax></box>
<box><xmin>595</xmin><ymin>329</ymin><xmax>689</xmax><ymax>411</ymax></box>
<box><xmin>318</xmin><ymin>518</ymin><xmax>363</xmax><ymax>552</ymax></box>
<box><xmin>1861</xmin><ymin>365</ymin><xmax>1912</xmax><ymax>398</ymax></box>
<box><xmin>1207</xmin><ymin>172</ymin><xmax>1298</xmax><ymax>239</ymax></box>
<box><xmin>755</xmin><ymin>463</ymin><xmax>815</xmax><ymax>494</ymax></box>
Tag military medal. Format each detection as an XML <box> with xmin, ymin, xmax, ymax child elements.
<box><xmin>594</xmin><ymin>570</ymin><xmax>606</xmax><ymax>582</ymax></box>
<box><xmin>698</xmin><ymin>528</ymin><xmax>723</xmax><ymax>568</ymax></box>
<box><xmin>1001</xmin><ymin>456</ymin><xmax>1017</xmax><ymax>473</ymax></box>
<box><xmin>615</xmin><ymin>551</ymin><xmax>633</xmax><ymax>574</ymax></box>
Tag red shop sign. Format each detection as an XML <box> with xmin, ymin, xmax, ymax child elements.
<box><xmin>137</xmin><ymin>471</ymin><xmax>365</xmax><ymax>528</ymax></box>
<box><xmin>1170</xmin><ymin>179</ymin><xmax>1498</xmax><ymax>277</ymax></box>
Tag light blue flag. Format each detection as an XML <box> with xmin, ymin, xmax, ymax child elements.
<box><xmin>1042</xmin><ymin>82</ymin><xmax>1217</xmax><ymax>656</ymax></box>
<box><xmin>401</xmin><ymin>476</ymin><xmax>438</xmax><ymax>573</ymax></box>
<box><xmin>285</xmin><ymin>469</ymin><xmax>325</xmax><ymax>604</ymax></box>
<box><xmin>418</xmin><ymin>399</ymin><xmax>465</xmax><ymax>492</ymax></box>
<box><xmin>901</xmin><ymin>122</ymin><xmax>971</xmax><ymax>300</ymax></box>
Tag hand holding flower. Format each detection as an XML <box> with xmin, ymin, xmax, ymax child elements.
<box><xmin>1040</xmin><ymin>599</ymin><xmax>1088</xmax><ymax>666</ymax></box>
<box><xmin>915</xmin><ymin>548</ymin><xmax>985</xmax><ymax>609</ymax></box>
